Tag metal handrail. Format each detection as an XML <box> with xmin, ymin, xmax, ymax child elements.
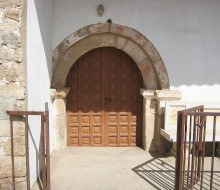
<box><xmin>7</xmin><ymin>103</ymin><xmax>50</xmax><ymax>190</ymax></box>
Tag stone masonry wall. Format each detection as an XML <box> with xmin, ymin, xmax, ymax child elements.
<box><xmin>0</xmin><ymin>0</ymin><xmax>26</xmax><ymax>189</ymax></box>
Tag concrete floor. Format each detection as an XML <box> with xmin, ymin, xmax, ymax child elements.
<box><xmin>32</xmin><ymin>147</ymin><xmax>176</xmax><ymax>190</ymax></box>
<box><xmin>32</xmin><ymin>147</ymin><xmax>220</xmax><ymax>190</ymax></box>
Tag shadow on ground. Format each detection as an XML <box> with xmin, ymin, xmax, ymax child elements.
<box><xmin>132</xmin><ymin>157</ymin><xmax>175</xmax><ymax>190</ymax></box>
<box><xmin>132</xmin><ymin>154</ymin><xmax>220</xmax><ymax>190</ymax></box>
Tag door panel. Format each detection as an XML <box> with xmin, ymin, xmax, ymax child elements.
<box><xmin>66</xmin><ymin>47</ymin><xmax>143</xmax><ymax>146</ymax></box>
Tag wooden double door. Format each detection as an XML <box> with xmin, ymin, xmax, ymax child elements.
<box><xmin>66</xmin><ymin>47</ymin><xmax>143</xmax><ymax>146</ymax></box>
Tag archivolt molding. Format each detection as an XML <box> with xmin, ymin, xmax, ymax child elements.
<box><xmin>52</xmin><ymin>23</ymin><xmax>169</xmax><ymax>90</ymax></box>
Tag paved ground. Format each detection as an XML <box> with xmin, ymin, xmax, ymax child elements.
<box><xmin>32</xmin><ymin>147</ymin><xmax>220</xmax><ymax>190</ymax></box>
<box><xmin>32</xmin><ymin>147</ymin><xmax>176</xmax><ymax>190</ymax></box>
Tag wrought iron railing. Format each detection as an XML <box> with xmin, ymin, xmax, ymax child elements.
<box><xmin>175</xmin><ymin>105</ymin><xmax>220</xmax><ymax>189</ymax></box>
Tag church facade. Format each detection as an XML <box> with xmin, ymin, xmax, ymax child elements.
<box><xmin>0</xmin><ymin>0</ymin><xmax>220</xmax><ymax>188</ymax></box>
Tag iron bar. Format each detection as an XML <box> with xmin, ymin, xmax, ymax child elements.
<box><xmin>210</xmin><ymin>116</ymin><xmax>217</xmax><ymax>189</ymax></box>
<box><xmin>187</xmin><ymin>115</ymin><xmax>192</xmax><ymax>188</ymax></box>
<box><xmin>195</xmin><ymin>115</ymin><xmax>199</xmax><ymax>181</ymax></box>
<box><xmin>185</xmin><ymin>112</ymin><xmax>220</xmax><ymax>117</ymax></box>
<box><xmin>200</xmin><ymin>116</ymin><xmax>206</xmax><ymax>190</ymax></box>
<box><xmin>175</xmin><ymin>105</ymin><xmax>220</xmax><ymax>190</ymax></box>
<box><xmin>45</xmin><ymin>103</ymin><xmax>51</xmax><ymax>190</ymax></box>
<box><xmin>7</xmin><ymin>104</ymin><xmax>50</xmax><ymax>190</ymax></box>
<box><xmin>190</xmin><ymin>115</ymin><xmax>197</xmax><ymax>189</ymax></box>
<box><xmin>10</xmin><ymin>117</ymin><xmax>15</xmax><ymax>190</ymax></box>
<box><xmin>174</xmin><ymin>111</ymin><xmax>185</xmax><ymax>190</ymax></box>
<box><xmin>197</xmin><ymin>116</ymin><xmax>205</xmax><ymax>179</ymax></box>
<box><xmin>25</xmin><ymin>115</ymin><xmax>30</xmax><ymax>190</ymax></box>
<box><xmin>7</xmin><ymin>111</ymin><xmax>44</xmax><ymax>116</ymax></box>
<box><xmin>182</xmin><ymin>116</ymin><xmax>187</xmax><ymax>188</ymax></box>
<box><xmin>41</xmin><ymin>114</ymin><xmax>46</xmax><ymax>189</ymax></box>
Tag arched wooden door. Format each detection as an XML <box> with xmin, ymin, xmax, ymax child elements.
<box><xmin>66</xmin><ymin>47</ymin><xmax>143</xmax><ymax>146</ymax></box>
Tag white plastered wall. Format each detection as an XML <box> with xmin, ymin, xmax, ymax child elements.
<box><xmin>26</xmin><ymin>0</ymin><xmax>220</xmax><ymax>186</ymax></box>
<box><xmin>53</xmin><ymin>0</ymin><xmax>220</xmax><ymax>102</ymax></box>
<box><xmin>27</xmin><ymin>0</ymin><xmax>53</xmax><ymax>186</ymax></box>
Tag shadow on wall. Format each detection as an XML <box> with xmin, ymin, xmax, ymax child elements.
<box><xmin>33</xmin><ymin>0</ymin><xmax>53</xmax><ymax>80</ymax></box>
<box><xmin>168</xmin><ymin>58</ymin><xmax>220</xmax><ymax>87</ymax></box>
<box><xmin>29</xmin><ymin>127</ymin><xmax>43</xmax><ymax>190</ymax></box>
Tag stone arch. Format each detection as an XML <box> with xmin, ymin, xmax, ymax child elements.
<box><xmin>50</xmin><ymin>23</ymin><xmax>179</xmax><ymax>151</ymax></box>
<box><xmin>52</xmin><ymin>23</ymin><xmax>170</xmax><ymax>89</ymax></box>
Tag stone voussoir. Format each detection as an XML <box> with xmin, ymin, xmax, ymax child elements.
<box><xmin>110</xmin><ymin>24</ymin><xmax>147</xmax><ymax>46</ymax></box>
<box><xmin>52</xmin><ymin>23</ymin><xmax>170</xmax><ymax>90</ymax></box>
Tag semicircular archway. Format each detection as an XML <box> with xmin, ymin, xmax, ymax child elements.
<box><xmin>52</xmin><ymin>23</ymin><xmax>170</xmax><ymax>90</ymax></box>
<box><xmin>50</xmin><ymin>23</ymin><xmax>180</xmax><ymax>152</ymax></box>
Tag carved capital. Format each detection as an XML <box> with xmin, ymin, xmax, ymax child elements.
<box><xmin>155</xmin><ymin>90</ymin><xmax>181</xmax><ymax>101</ymax></box>
<box><xmin>140</xmin><ymin>88</ymin><xmax>155</xmax><ymax>99</ymax></box>
<box><xmin>50</xmin><ymin>88</ymin><xmax>70</xmax><ymax>100</ymax></box>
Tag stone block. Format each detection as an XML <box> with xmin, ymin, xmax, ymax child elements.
<box><xmin>0</xmin><ymin>48</ymin><xmax>11</xmax><ymax>63</ymax></box>
<box><xmin>0</xmin><ymin>119</ymin><xmax>25</xmax><ymax>137</ymax></box>
<box><xmin>14</xmin><ymin>47</ymin><xmax>22</xmax><ymax>62</ymax></box>
<box><xmin>3</xmin><ymin>136</ymin><xmax>25</xmax><ymax>156</ymax></box>
<box><xmin>0</xmin><ymin>23</ymin><xmax>19</xmax><ymax>31</ymax></box>
<box><xmin>0</xmin><ymin>138</ymin><xmax>4</xmax><ymax>156</ymax></box>
<box><xmin>0</xmin><ymin>120</ymin><xmax>10</xmax><ymax>136</ymax></box>
<box><xmin>0</xmin><ymin>83</ymin><xmax>25</xmax><ymax>99</ymax></box>
<box><xmin>13</xmin><ymin>99</ymin><xmax>26</xmax><ymax>111</ymax></box>
<box><xmin>15</xmin><ymin>156</ymin><xmax>26</xmax><ymax>177</ymax></box>
<box><xmin>0</xmin><ymin>176</ymin><xmax>26</xmax><ymax>190</ymax></box>
<box><xmin>115</xmin><ymin>36</ymin><xmax>127</xmax><ymax>49</ymax></box>
<box><xmin>155</xmin><ymin>90</ymin><xmax>182</xmax><ymax>101</ymax></box>
<box><xmin>4</xmin><ymin>8</ymin><xmax>21</xmax><ymax>22</ymax></box>
<box><xmin>123</xmin><ymin>40</ymin><xmax>146</xmax><ymax>63</ymax></box>
<box><xmin>0</xmin><ymin>0</ymin><xmax>21</xmax><ymax>8</ymax></box>
<box><xmin>1</xmin><ymin>32</ymin><xmax>20</xmax><ymax>46</ymax></box>
<box><xmin>0</xmin><ymin>48</ymin><xmax>22</xmax><ymax>64</ymax></box>
<box><xmin>0</xmin><ymin>96</ymin><xmax>16</xmax><ymax>119</ymax></box>
<box><xmin>0</xmin><ymin>65</ymin><xmax>19</xmax><ymax>82</ymax></box>
<box><xmin>0</xmin><ymin>155</ymin><xmax>12</xmax><ymax>177</ymax></box>
<box><xmin>0</xmin><ymin>156</ymin><xmax>26</xmax><ymax>178</ymax></box>
<box><xmin>110</xmin><ymin>24</ymin><xmax>147</xmax><ymax>46</ymax></box>
<box><xmin>89</xmin><ymin>23</ymin><xmax>109</xmax><ymax>35</ymax></box>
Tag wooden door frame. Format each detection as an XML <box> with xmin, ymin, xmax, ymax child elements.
<box><xmin>50</xmin><ymin>23</ymin><xmax>181</xmax><ymax>152</ymax></box>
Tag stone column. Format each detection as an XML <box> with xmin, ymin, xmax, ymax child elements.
<box><xmin>50</xmin><ymin>88</ymin><xmax>70</xmax><ymax>150</ymax></box>
<box><xmin>140</xmin><ymin>89</ymin><xmax>157</xmax><ymax>151</ymax></box>
<box><xmin>155</xmin><ymin>90</ymin><xmax>181</xmax><ymax>153</ymax></box>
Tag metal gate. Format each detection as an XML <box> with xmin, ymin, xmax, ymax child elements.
<box><xmin>7</xmin><ymin>103</ymin><xmax>50</xmax><ymax>190</ymax></box>
<box><xmin>175</xmin><ymin>105</ymin><xmax>220</xmax><ymax>189</ymax></box>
